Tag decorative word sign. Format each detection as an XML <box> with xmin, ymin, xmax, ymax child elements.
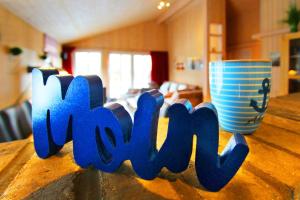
<box><xmin>32</xmin><ymin>68</ymin><xmax>249</xmax><ymax>192</ymax></box>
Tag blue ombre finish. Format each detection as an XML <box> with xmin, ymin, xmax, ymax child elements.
<box><xmin>32</xmin><ymin>68</ymin><xmax>249</xmax><ymax>192</ymax></box>
<box><xmin>209</xmin><ymin>60</ymin><xmax>272</xmax><ymax>134</ymax></box>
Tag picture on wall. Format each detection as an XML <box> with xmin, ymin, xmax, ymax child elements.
<box><xmin>176</xmin><ymin>61</ymin><xmax>185</xmax><ymax>70</ymax></box>
<box><xmin>186</xmin><ymin>57</ymin><xmax>203</xmax><ymax>71</ymax></box>
<box><xmin>269</xmin><ymin>51</ymin><xmax>280</xmax><ymax>67</ymax></box>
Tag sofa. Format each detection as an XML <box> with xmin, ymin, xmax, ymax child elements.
<box><xmin>159</xmin><ymin>81</ymin><xmax>202</xmax><ymax>106</ymax></box>
<box><xmin>125</xmin><ymin>81</ymin><xmax>203</xmax><ymax>116</ymax></box>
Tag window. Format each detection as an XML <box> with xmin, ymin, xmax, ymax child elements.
<box><xmin>74</xmin><ymin>51</ymin><xmax>102</xmax><ymax>76</ymax></box>
<box><xmin>133</xmin><ymin>55</ymin><xmax>152</xmax><ymax>88</ymax></box>
<box><xmin>109</xmin><ymin>53</ymin><xmax>152</xmax><ymax>99</ymax></box>
<box><xmin>109</xmin><ymin>53</ymin><xmax>132</xmax><ymax>99</ymax></box>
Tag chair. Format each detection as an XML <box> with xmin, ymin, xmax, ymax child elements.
<box><xmin>2</xmin><ymin>107</ymin><xmax>23</xmax><ymax>140</ymax></box>
<box><xmin>0</xmin><ymin>100</ymin><xmax>32</xmax><ymax>143</ymax></box>
<box><xmin>18</xmin><ymin>100</ymin><xmax>32</xmax><ymax>137</ymax></box>
<box><xmin>0</xmin><ymin>111</ymin><xmax>16</xmax><ymax>142</ymax></box>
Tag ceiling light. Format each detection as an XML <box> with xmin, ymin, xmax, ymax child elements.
<box><xmin>157</xmin><ymin>1</ymin><xmax>171</xmax><ymax>10</ymax></box>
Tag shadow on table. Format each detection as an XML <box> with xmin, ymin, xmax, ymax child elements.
<box><xmin>25</xmin><ymin>158</ymin><xmax>253</xmax><ymax>200</ymax></box>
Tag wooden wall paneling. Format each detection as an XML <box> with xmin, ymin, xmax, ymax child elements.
<box><xmin>205</xmin><ymin>0</ymin><xmax>226</xmax><ymax>100</ymax></box>
<box><xmin>166</xmin><ymin>0</ymin><xmax>206</xmax><ymax>89</ymax></box>
<box><xmin>226</xmin><ymin>0</ymin><xmax>260</xmax><ymax>60</ymax></box>
<box><xmin>0</xmin><ymin>6</ymin><xmax>41</xmax><ymax>108</ymax></box>
<box><xmin>66</xmin><ymin>20</ymin><xmax>168</xmax><ymax>52</ymax></box>
<box><xmin>0</xmin><ymin>5</ymin><xmax>61</xmax><ymax>109</ymax></box>
<box><xmin>166</xmin><ymin>0</ymin><xmax>225</xmax><ymax>101</ymax></box>
<box><xmin>226</xmin><ymin>0</ymin><xmax>260</xmax><ymax>47</ymax></box>
<box><xmin>281</xmin><ymin>34</ymin><xmax>290</xmax><ymax>97</ymax></box>
<box><xmin>259</xmin><ymin>0</ymin><xmax>300</xmax><ymax>97</ymax></box>
<box><xmin>227</xmin><ymin>42</ymin><xmax>261</xmax><ymax>60</ymax></box>
<box><xmin>101</xmin><ymin>50</ymin><xmax>109</xmax><ymax>96</ymax></box>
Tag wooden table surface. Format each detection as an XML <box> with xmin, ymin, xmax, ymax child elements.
<box><xmin>0</xmin><ymin>93</ymin><xmax>300</xmax><ymax>200</ymax></box>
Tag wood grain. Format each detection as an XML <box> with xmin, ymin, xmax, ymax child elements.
<box><xmin>66</xmin><ymin>20</ymin><xmax>167</xmax><ymax>52</ymax></box>
<box><xmin>0</xmin><ymin>5</ymin><xmax>44</xmax><ymax>109</ymax></box>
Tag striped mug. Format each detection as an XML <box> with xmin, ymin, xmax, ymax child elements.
<box><xmin>209</xmin><ymin>60</ymin><xmax>272</xmax><ymax>134</ymax></box>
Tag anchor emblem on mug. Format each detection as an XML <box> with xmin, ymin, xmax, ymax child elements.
<box><xmin>250</xmin><ymin>78</ymin><xmax>270</xmax><ymax>113</ymax></box>
<box><xmin>210</xmin><ymin>60</ymin><xmax>271</xmax><ymax>134</ymax></box>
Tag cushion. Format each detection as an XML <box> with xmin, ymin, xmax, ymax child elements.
<box><xmin>177</xmin><ymin>84</ymin><xmax>188</xmax><ymax>91</ymax></box>
<box><xmin>159</xmin><ymin>82</ymin><xmax>170</xmax><ymax>95</ymax></box>
<box><xmin>168</xmin><ymin>82</ymin><xmax>178</xmax><ymax>93</ymax></box>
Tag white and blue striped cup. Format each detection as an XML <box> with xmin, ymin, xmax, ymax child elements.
<box><xmin>209</xmin><ymin>60</ymin><xmax>272</xmax><ymax>134</ymax></box>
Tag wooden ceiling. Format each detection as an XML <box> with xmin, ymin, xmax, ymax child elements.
<box><xmin>0</xmin><ymin>0</ymin><xmax>176</xmax><ymax>43</ymax></box>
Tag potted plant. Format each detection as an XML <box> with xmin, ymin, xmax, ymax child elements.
<box><xmin>282</xmin><ymin>3</ymin><xmax>300</xmax><ymax>32</ymax></box>
<box><xmin>39</xmin><ymin>51</ymin><xmax>48</xmax><ymax>60</ymax></box>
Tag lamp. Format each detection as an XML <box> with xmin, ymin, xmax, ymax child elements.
<box><xmin>157</xmin><ymin>1</ymin><xmax>171</xmax><ymax>10</ymax></box>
